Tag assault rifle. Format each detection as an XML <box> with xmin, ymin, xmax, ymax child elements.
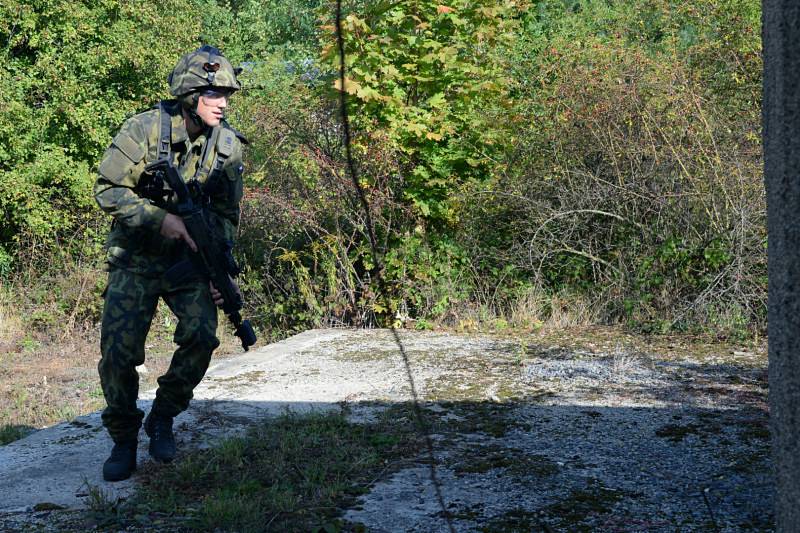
<box><xmin>141</xmin><ymin>159</ymin><xmax>257</xmax><ymax>351</ymax></box>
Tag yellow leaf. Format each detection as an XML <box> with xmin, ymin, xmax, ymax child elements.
<box><xmin>333</xmin><ymin>77</ymin><xmax>362</xmax><ymax>95</ymax></box>
<box><xmin>426</xmin><ymin>132</ymin><xmax>443</xmax><ymax>141</ymax></box>
<box><xmin>381</xmin><ymin>64</ymin><xmax>400</xmax><ymax>78</ymax></box>
<box><xmin>437</xmin><ymin>5</ymin><xmax>454</xmax><ymax>14</ymax></box>
<box><xmin>278</xmin><ymin>250</ymin><xmax>299</xmax><ymax>262</ymax></box>
<box><xmin>345</xmin><ymin>14</ymin><xmax>369</xmax><ymax>31</ymax></box>
<box><xmin>407</xmin><ymin>122</ymin><xmax>426</xmax><ymax>136</ymax></box>
<box><xmin>356</xmin><ymin>85</ymin><xmax>382</xmax><ymax>101</ymax></box>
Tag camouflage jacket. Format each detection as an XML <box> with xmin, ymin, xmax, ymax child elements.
<box><xmin>94</xmin><ymin>100</ymin><xmax>245</xmax><ymax>276</ymax></box>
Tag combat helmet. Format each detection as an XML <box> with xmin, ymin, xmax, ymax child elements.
<box><xmin>168</xmin><ymin>45</ymin><xmax>240</xmax><ymax>126</ymax></box>
<box><xmin>168</xmin><ymin>45</ymin><xmax>241</xmax><ymax>96</ymax></box>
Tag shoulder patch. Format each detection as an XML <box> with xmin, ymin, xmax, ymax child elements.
<box><xmin>217</xmin><ymin>128</ymin><xmax>236</xmax><ymax>157</ymax></box>
<box><xmin>112</xmin><ymin>131</ymin><xmax>144</xmax><ymax>163</ymax></box>
<box><xmin>222</xmin><ymin>120</ymin><xmax>249</xmax><ymax>144</ymax></box>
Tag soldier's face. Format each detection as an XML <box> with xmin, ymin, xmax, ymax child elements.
<box><xmin>196</xmin><ymin>90</ymin><xmax>230</xmax><ymax>127</ymax></box>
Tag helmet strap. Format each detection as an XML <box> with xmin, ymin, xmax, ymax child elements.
<box><xmin>180</xmin><ymin>93</ymin><xmax>205</xmax><ymax>128</ymax></box>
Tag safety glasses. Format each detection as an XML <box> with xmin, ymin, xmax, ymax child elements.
<box><xmin>200</xmin><ymin>89</ymin><xmax>233</xmax><ymax>102</ymax></box>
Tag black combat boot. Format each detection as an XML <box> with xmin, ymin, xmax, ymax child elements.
<box><xmin>102</xmin><ymin>440</ymin><xmax>137</xmax><ymax>482</ymax></box>
<box><xmin>144</xmin><ymin>411</ymin><xmax>176</xmax><ymax>463</ymax></box>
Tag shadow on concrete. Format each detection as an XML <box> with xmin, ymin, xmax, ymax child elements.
<box><xmin>0</xmin><ymin>394</ymin><xmax>772</xmax><ymax>532</ymax></box>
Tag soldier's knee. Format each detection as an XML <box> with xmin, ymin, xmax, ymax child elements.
<box><xmin>99</xmin><ymin>340</ymin><xmax>146</xmax><ymax>370</ymax></box>
<box><xmin>175</xmin><ymin>327</ymin><xmax>219</xmax><ymax>352</ymax></box>
<box><xmin>199</xmin><ymin>332</ymin><xmax>220</xmax><ymax>352</ymax></box>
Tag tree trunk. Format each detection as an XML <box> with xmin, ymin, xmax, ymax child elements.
<box><xmin>764</xmin><ymin>2</ymin><xmax>800</xmax><ymax>530</ymax></box>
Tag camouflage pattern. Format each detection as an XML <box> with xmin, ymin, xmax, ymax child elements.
<box><xmin>94</xmin><ymin>97</ymin><xmax>246</xmax><ymax>443</ymax></box>
<box><xmin>168</xmin><ymin>45</ymin><xmax>241</xmax><ymax>97</ymax></box>
<box><xmin>99</xmin><ymin>267</ymin><xmax>219</xmax><ymax>442</ymax></box>
<box><xmin>94</xmin><ymin>100</ymin><xmax>245</xmax><ymax>276</ymax></box>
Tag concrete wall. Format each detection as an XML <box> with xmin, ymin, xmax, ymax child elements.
<box><xmin>764</xmin><ymin>2</ymin><xmax>800</xmax><ymax>530</ymax></box>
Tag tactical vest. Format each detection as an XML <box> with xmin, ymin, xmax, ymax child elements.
<box><xmin>156</xmin><ymin>101</ymin><xmax>236</xmax><ymax>204</ymax></box>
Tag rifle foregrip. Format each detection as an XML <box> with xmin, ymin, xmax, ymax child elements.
<box><xmin>229</xmin><ymin>311</ymin><xmax>257</xmax><ymax>351</ymax></box>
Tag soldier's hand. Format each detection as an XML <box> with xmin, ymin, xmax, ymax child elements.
<box><xmin>209</xmin><ymin>281</ymin><xmax>224</xmax><ymax>306</ymax></box>
<box><xmin>209</xmin><ymin>276</ymin><xmax>240</xmax><ymax>307</ymax></box>
<box><xmin>160</xmin><ymin>213</ymin><xmax>198</xmax><ymax>252</ymax></box>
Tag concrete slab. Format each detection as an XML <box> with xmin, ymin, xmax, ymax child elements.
<box><xmin>0</xmin><ymin>328</ymin><xmax>773</xmax><ymax>530</ymax></box>
<box><xmin>0</xmin><ymin>328</ymin><xmax>358</xmax><ymax>512</ymax></box>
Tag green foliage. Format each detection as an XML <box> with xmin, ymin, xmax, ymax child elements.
<box><xmin>199</xmin><ymin>0</ymin><xmax>323</xmax><ymax>61</ymax></box>
<box><xmin>322</xmin><ymin>0</ymin><xmax>521</xmax><ymax>224</ymax></box>
<box><xmin>517</xmin><ymin>0</ymin><xmax>761</xmax><ymax>112</ymax></box>
<box><xmin>383</xmin><ymin>233</ymin><xmax>472</xmax><ymax>317</ymax></box>
<box><xmin>0</xmin><ymin>0</ymin><xmax>201</xmax><ymax>272</ymax></box>
<box><xmin>489</xmin><ymin>0</ymin><xmax>764</xmax><ymax>335</ymax></box>
<box><xmin>0</xmin><ymin>0</ymin><xmax>765</xmax><ymax>339</ymax></box>
<box><xmin>0</xmin><ymin>424</ymin><xmax>35</xmax><ymax>445</ymax></box>
<box><xmin>229</xmin><ymin>0</ymin><xmax>764</xmax><ymax>338</ymax></box>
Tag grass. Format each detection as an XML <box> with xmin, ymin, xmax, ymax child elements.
<box><xmin>541</xmin><ymin>481</ymin><xmax>629</xmax><ymax>532</ymax></box>
<box><xmin>0</xmin><ymin>424</ymin><xmax>35</xmax><ymax>445</ymax></box>
<box><xmin>88</xmin><ymin>407</ymin><xmax>418</xmax><ymax>532</ymax></box>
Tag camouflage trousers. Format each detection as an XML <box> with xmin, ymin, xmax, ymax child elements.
<box><xmin>99</xmin><ymin>267</ymin><xmax>219</xmax><ymax>443</ymax></box>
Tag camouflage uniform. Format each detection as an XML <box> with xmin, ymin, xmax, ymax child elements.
<box><xmin>95</xmin><ymin>93</ymin><xmax>245</xmax><ymax>442</ymax></box>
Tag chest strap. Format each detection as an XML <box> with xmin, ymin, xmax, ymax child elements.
<box><xmin>158</xmin><ymin>101</ymin><xmax>172</xmax><ymax>161</ymax></box>
<box><xmin>157</xmin><ymin>101</ymin><xmax>232</xmax><ymax>199</ymax></box>
<box><xmin>202</xmin><ymin>124</ymin><xmax>236</xmax><ymax>197</ymax></box>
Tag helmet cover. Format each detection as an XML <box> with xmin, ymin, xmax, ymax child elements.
<box><xmin>168</xmin><ymin>45</ymin><xmax>241</xmax><ymax>97</ymax></box>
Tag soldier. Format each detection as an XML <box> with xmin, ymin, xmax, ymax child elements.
<box><xmin>94</xmin><ymin>45</ymin><xmax>247</xmax><ymax>481</ymax></box>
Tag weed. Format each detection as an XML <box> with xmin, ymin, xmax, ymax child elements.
<box><xmin>738</xmin><ymin>418</ymin><xmax>770</xmax><ymax>442</ymax></box>
<box><xmin>655</xmin><ymin>423</ymin><xmax>702</xmax><ymax>442</ymax></box>
<box><xmin>0</xmin><ymin>424</ymin><xmax>35</xmax><ymax>445</ymax></box>
<box><xmin>20</xmin><ymin>336</ymin><xmax>41</xmax><ymax>352</ymax></box>
<box><xmin>415</xmin><ymin>318</ymin><xmax>434</xmax><ymax>331</ymax></box>
<box><xmin>542</xmin><ymin>480</ymin><xmax>629</xmax><ymax>531</ymax></box>
<box><xmin>449</xmin><ymin>444</ymin><xmax>559</xmax><ymax>479</ymax></box>
<box><xmin>83</xmin><ymin>479</ymin><xmax>126</xmax><ymax>528</ymax></box>
<box><xmin>480</xmin><ymin>508</ymin><xmax>545</xmax><ymax>533</ymax></box>
<box><xmin>655</xmin><ymin>421</ymin><xmax>723</xmax><ymax>442</ymax></box>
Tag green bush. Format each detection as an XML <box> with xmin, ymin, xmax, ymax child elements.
<box><xmin>321</xmin><ymin>0</ymin><xmax>519</xmax><ymax>225</ymax></box>
<box><xmin>0</xmin><ymin>0</ymin><xmax>201</xmax><ymax>272</ymax></box>
<box><xmin>483</xmin><ymin>0</ymin><xmax>765</xmax><ymax>334</ymax></box>
<box><xmin>0</xmin><ymin>0</ymin><xmax>766</xmax><ymax>339</ymax></box>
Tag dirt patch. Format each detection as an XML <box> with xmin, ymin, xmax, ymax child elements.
<box><xmin>0</xmin><ymin>308</ymin><xmax>246</xmax><ymax>436</ymax></box>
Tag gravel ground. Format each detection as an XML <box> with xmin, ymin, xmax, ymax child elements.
<box><xmin>337</xmin><ymin>330</ymin><xmax>771</xmax><ymax>532</ymax></box>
